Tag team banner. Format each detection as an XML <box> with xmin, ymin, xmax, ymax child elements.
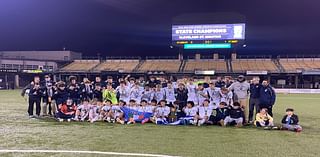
<box><xmin>121</xmin><ymin>107</ymin><xmax>153</xmax><ymax>123</ymax></box>
<box><xmin>172</xmin><ymin>23</ymin><xmax>245</xmax><ymax>41</ymax></box>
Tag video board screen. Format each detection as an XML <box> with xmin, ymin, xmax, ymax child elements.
<box><xmin>172</xmin><ymin>23</ymin><xmax>245</xmax><ymax>41</ymax></box>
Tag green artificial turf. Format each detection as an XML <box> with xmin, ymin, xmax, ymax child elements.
<box><xmin>0</xmin><ymin>90</ymin><xmax>319</xmax><ymax>157</ymax></box>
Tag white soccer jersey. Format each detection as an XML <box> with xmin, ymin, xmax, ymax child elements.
<box><xmin>146</xmin><ymin>105</ymin><xmax>156</xmax><ymax>114</ymax></box>
<box><xmin>102</xmin><ymin>105</ymin><xmax>112</xmax><ymax>112</ymax></box>
<box><xmin>111</xmin><ymin>105</ymin><xmax>123</xmax><ymax>117</ymax></box>
<box><xmin>184</xmin><ymin>107</ymin><xmax>197</xmax><ymax>117</ymax></box>
<box><xmin>196</xmin><ymin>89</ymin><xmax>208</xmax><ymax>106</ymax></box>
<box><xmin>220</xmin><ymin>91</ymin><xmax>233</xmax><ymax>106</ymax></box>
<box><xmin>155</xmin><ymin>106</ymin><xmax>170</xmax><ymax>117</ymax></box>
<box><xmin>128</xmin><ymin>105</ymin><xmax>138</xmax><ymax>111</ymax></box>
<box><xmin>137</xmin><ymin>106</ymin><xmax>145</xmax><ymax>112</ymax></box>
<box><xmin>164</xmin><ymin>87</ymin><xmax>176</xmax><ymax>103</ymax></box>
<box><xmin>198</xmin><ymin>106</ymin><xmax>213</xmax><ymax>118</ymax></box>
<box><xmin>152</xmin><ymin>89</ymin><xmax>165</xmax><ymax>102</ymax></box>
<box><xmin>78</xmin><ymin>104</ymin><xmax>90</xmax><ymax>112</ymax></box>
<box><xmin>116</xmin><ymin>86</ymin><xmax>130</xmax><ymax>103</ymax></box>
<box><xmin>130</xmin><ymin>87</ymin><xmax>142</xmax><ymax>103</ymax></box>
<box><xmin>141</xmin><ymin>90</ymin><xmax>153</xmax><ymax>102</ymax></box>
<box><xmin>206</xmin><ymin>87</ymin><xmax>221</xmax><ymax>108</ymax></box>
<box><xmin>187</xmin><ymin>84</ymin><xmax>197</xmax><ymax>103</ymax></box>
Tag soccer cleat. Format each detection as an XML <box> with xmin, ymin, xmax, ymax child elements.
<box><xmin>58</xmin><ymin>118</ymin><xmax>64</xmax><ymax>122</ymax></box>
<box><xmin>67</xmin><ymin>119</ymin><xmax>71</xmax><ymax>122</ymax></box>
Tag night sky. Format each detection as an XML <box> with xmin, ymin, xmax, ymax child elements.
<box><xmin>0</xmin><ymin>0</ymin><xmax>319</xmax><ymax>57</ymax></box>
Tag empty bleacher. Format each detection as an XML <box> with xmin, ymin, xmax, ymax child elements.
<box><xmin>92</xmin><ymin>60</ymin><xmax>139</xmax><ymax>72</ymax></box>
<box><xmin>184</xmin><ymin>60</ymin><xmax>227</xmax><ymax>72</ymax></box>
<box><xmin>231</xmin><ymin>59</ymin><xmax>279</xmax><ymax>72</ymax></box>
<box><xmin>279</xmin><ymin>58</ymin><xmax>320</xmax><ymax>72</ymax></box>
<box><xmin>137</xmin><ymin>60</ymin><xmax>181</xmax><ymax>72</ymax></box>
<box><xmin>59</xmin><ymin>60</ymin><xmax>100</xmax><ymax>72</ymax></box>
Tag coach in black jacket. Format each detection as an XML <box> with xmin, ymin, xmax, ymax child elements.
<box><xmin>259</xmin><ymin>80</ymin><xmax>276</xmax><ymax>116</ymax></box>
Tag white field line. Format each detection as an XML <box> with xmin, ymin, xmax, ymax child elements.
<box><xmin>0</xmin><ymin>149</ymin><xmax>181</xmax><ymax>157</ymax></box>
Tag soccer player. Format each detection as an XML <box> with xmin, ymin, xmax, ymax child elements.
<box><xmin>281</xmin><ymin>108</ymin><xmax>302</xmax><ymax>132</ymax></box>
<box><xmin>164</xmin><ymin>81</ymin><xmax>176</xmax><ymax>105</ymax></box>
<box><xmin>74</xmin><ymin>99</ymin><xmax>91</xmax><ymax>121</ymax></box>
<box><xmin>220</xmin><ymin>87</ymin><xmax>233</xmax><ymax>107</ymax></box>
<box><xmin>56</xmin><ymin>98</ymin><xmax>77</xmax><ymax>122</ymax></box>
<box><xmin>103</xmin><ymin>83</ymin><xmax>118</xmax><ymax>104</ymax></box>
<box><xmin>101</xmin><ymin>100</ymin><xmax>113</xmax><ymax>122</ymax></box>
<box><xmin>110</xmin><ymin>104</ymin><xmax>125</xmax><ymax>124</ymax></box>
<box><xmin>194</xmin><ymin>99</ymin><xmax>212</xmax><ymax>126</ymax></box>
<box><xmin>207</xmin><ymin>82</ymin><xmax>221</xmax><ymax>109</ymax></box>
<box><xmin>224</xmin><ymin>102</ymin><xmax>244</xmax><ymax>127</ymax></box>
<box><xmin>170</xmin><ymin>101</ymin><xmax>197</xmax><ymax>125</ymax></box>
<box><xmin>212</xmin><ymin>102</ymin><xmax>229</xmax><ymax>126</ymax></box>
<box><xmin>141</xmin><ymin>84</ymin><xmax>153</xmax><ymax>103</ymax></box>
<box><xmin>116</xmin><ymin>81</ymin><xmax>130</xmax><ymax>104</ymax></box>
<box><xmin>186</xmin><ymin>80</ymin><xmax>197</xmax><ymax>105</ymax></box>
<box><xmin>154</xmin><ymin>100</ymin><xmax>170</xmax><ymax>125</ymax></box>
<box><xmin>152</xmin><ymin>84</ymin><xmax>165</xmax><ymax>103</ymax></box>
<box><xmin>196</xmin><ymin>83</ymin><xmax>209</xmax><ymax>106</ymax></box>
<box><xmin>89</xmin><ymin>99</ymin><xmax>101</xmax><ymax>123</ymax></box>
<box><xmin>130</xmin><ymin>82</ymin><xmax>143</xmax><ymax>104</ymax></box>
<box><xmin>254</xmin><ymin>108</ymin><xmax>274</xmax><ymax>128</ymax></box>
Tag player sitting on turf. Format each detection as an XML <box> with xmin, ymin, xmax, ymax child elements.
<box><xmin>109</xmin><ymin>104</ymin><xmax>125</xmax><ymax>124</ymax></box>
<box><xmin>254</xmin><ymin>108</ymin><xmax>274</xmax><ymax>128</ymax></box>
<box><xmin>149</xmin><ymin>99</ymin><xmax>158</xmax><ymax>123</ymax></box>
<box><xmin>127</xmin><ymin>99</ymin><xmax>138</xmax><ymax>124</ymax></box>
<box><xmin>224</xmin><ymin>102</ymin><xmax>244</xmax><ymax>127</ymax></box>
<box><xmin>74</xmin><ymin>98</ymin><xmax>91</xmax><ymax>121</ymax></box>
<box><xmin>212</xmin><ymin>102</ymin><xmax>229</xmax><ymax>126</ymax></box>
<box><xmin>194</xmin><ymin>99</ymin><xmax>213</xmax><ymax>126</ymax></box>
<box><xmin>56</xmin><ymin>98</ymin><xmax>77</xmax><ymax>122</ymax></box>
<box><xmin>101</xmin><ymin>100</ymin><xmax>113</xmax><ymax>123</ymax></box>
<box><xmin>170</xmin><ymin>101</ymin><xmax>197</xmax><ymax>125</ymax></box>
<box><xmin>89</xmin><ymin>99</ymin><xmax>102</xmax><ymax>123</ymax></box>
<box><xmin>154</xmin><ymin>100</ymin><xmax>170</xmax><ymax>125</ymax></box>
<box><xmin>281</xmin><ymin>108</ymin><xmax>302</xmax><ymax>132</ymax></box>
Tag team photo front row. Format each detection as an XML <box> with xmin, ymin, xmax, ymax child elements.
<box><xmin>22</xmin><ymin>75</ymin><xmax>303</xmax><ymax>132</ymax></box>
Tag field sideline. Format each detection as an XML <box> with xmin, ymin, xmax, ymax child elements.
<box><xmin>0</xmin><ymin>90</ymin><xmax>319</xmax><ymax>157</ymax></box>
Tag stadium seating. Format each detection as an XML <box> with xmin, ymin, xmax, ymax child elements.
<box><xmin>92</xmin><ymin>60</ymin><xmax>139</xmax><ymax>72</ymax></box>
<box><xmin>231</xmin><ymin>59</ymin><xmax>279</xmax><ymax>72</ymax></box>
<box><xmin>184</xmin><ymin>60</ymin><xmax>227</xmax><ymax>72</ymax></box>
<box><xmin>137</xmin><ymin>60</ymin><xmax>181</xmax><ymax>72</ymax></box>
<box><xmin>59</xmin><ymin>60</ymin><xmax>100</xmax><ymax>72</ymax></box>
<box><xmin>280</xmin><ymin>59</ymin><xmax>320</xmax><ymax>72</ymax></box>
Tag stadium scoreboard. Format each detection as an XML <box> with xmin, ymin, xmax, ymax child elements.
<box><xmin>172</xmin><ymin>23</ymin><xmax>245</xmax><ymax>49</ymax></box>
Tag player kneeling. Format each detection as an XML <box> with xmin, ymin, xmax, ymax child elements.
<box><xmin>194</xmin><ymin>99</ymin><xmax>213</xmax><ymax>126</ymax></box>
<box><xmin>224</xmin><ymin>102</ymin><xmax>244</xmax><ymax>127</ymax></box>
<box><xmin>56</xmin><ymin>98</ymin><xmax>77</xmax><ymax>122</ymax></box>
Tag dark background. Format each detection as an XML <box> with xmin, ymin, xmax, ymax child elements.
<box><xmin>0</xmin><ymin>0</ymin><xmax>319</xmax><ymax>57</ymax></box>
